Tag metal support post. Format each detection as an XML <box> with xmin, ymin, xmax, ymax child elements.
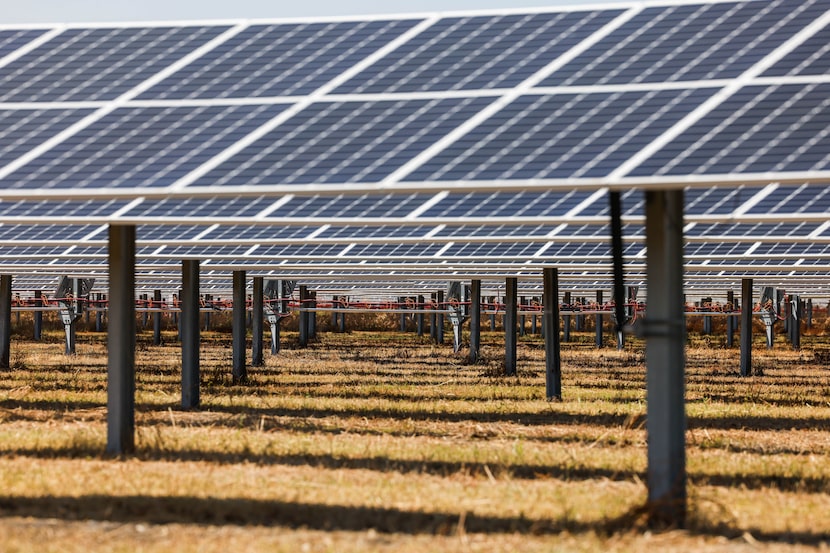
<box><xmin>595</xmin><ymin>290</ymin><xmax>603</xmax><ymax>348</ymax></box>
<box><xmin>740</xmin><ymin>279</ymin><xmax>753</xmax><ymax>377</ymax></box>
<box><xmin>232</xmin><ymin>270</ymin><xmax>247</xmax><ymax>384</ymax></box>
<box><xmin>504</xmin><ymin>277</ymin><xmax>518</xmax><ymax>376</ymax></box>
<box><xmin>469</xmin><ymin>280</ymin><xmax>481</xmax><ymax>364</ymax></box>
<box><xmin>562</xmin><ymin>291</ymin><xmax>571</xmax><ymax>342</ymax></box>
<box><xmin>298</xmin><ymin>285</ymin><xmax>308</xmax><ymax>348</ymax></box>
<box><xmin>0</xmin><ymin>275</ymin><xmax>10</xmax><ymax>369</ymax></box>
<box><xmin>436</xmin><ymin>290</ymin><xmax>445</xmax><ymax>345</ymax></box>
<box><xmin>702</xmin><ymin>297</ymin><xmax>712</xmax><ymax>335</ymax></box>
<box><xmin>806</xmin><ymin>299</ymin><xmax>813</xmax><ymax>329</ymax></box>
<box><xmin>644</xmin><ymin>190</ymin><xmax>686</xmax><ymax>527</ymax></box>
<box><xmin>203</xmin><ymin>294</ymin><xmax>211</xmax><ymax>332</ymax></box>
<box><xmin>417</xmin><ymin>295</ymin><xmax>425</xmax><ymax>336</ymax></box>
<box><xmin>726</xmin><ymin>290</ymin><xmax>735</xmax><ymax>347</ymax></box>
<box><xmin>519</xmin><ymin>296</ymin><xmax>527</xmax><ymax>337</ymax></box>
<box><xmin>34</xmin><ymin>290</ymin><xmax>43</xmax><ymax>341</ymax></box>
<box><xmin>106</xmin><ymin>225</ymin><xmax>136</xmax><ymax>455</ymax></box>
<box><xmin>543</xmin><ymin>268</ymin><xmax>561</xmax><ymax>400</ymax></box>
<box><xmin>489</xmin><ymin>297</ymin><xmax>496</xmax><ymax>331</ymax></box>
<box><xmin>252</xmin><ymin>277</ymin><xmax>264</xmax><ymax>367</ymax></box>
<box><xmin>153</xmin><ymin>290</ymin><xmax>162</xmax><ymax>346</ymax></box>
<box><xmin>399</xmin><ymin>297</ymin><xmax>407</xmax><ymax>331</ymax></box>
<box><xmin>790</xmin><ymin>295</ymin><xmax>801</xmax><ymax>350</ymax></box>
<box><xmin>575</xmin><ymin>297</ymin><xmax>584</xmax><ymax>332</ymax></box>
<box><xmin>141</xmin><ymin>294</ymin><xmax>148</xmax><ymax>329</ymax></box>
<box><xmin>181</xmin><ymin>260</ymin><xmax>200</xmax><ymax>409</ymax></box>
<box><xmin>309</xmin><ymin>291</ymin><xmax>317</xmax><ymax>340</ymax></box>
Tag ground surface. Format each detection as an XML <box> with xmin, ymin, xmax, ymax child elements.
<box><xmin>0</xmin><ymin>321</ymin><xmax>828</xmax><ymax>552</ymax></box>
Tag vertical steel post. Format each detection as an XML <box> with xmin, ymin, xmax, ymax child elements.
<box><xmin>740</xmin><ymin>278</ymin><xmax>753</xmax><ymax>377</ymax></box>
<box><xmin>436</xmin><ymin>290</ymin><xmax>444</xmax><ymax>345</ymax></box>
<box><xmin>106</xmin><ymin>225</ymin><xmax>136</xmax><ymax>455</ymax></box>
<box><xmin>519</xmin><ymin>296</ymin><xmax>527</xmax><ymax>337</ymax></box>
<box><xmin>644</xmin><ymin>190</ymin><xmax>686</xmax><ymax>527</ymax></box>
<box><xmin>298</xmin><ymin>285</ymin><xmax>308</xmax><ymax>347</ymax></box>
<box><xmin>806</xmin><ymin>299</ymin><xmax>813</xmax><ymax>329</ymax></box>
<box><xmin>153</xmin><ymin>290</ymin><xmax>162</xmax><ymax>346</ymax></box>
<box><xmin>543</xmin><ymin>268</ymin><xmax>561</xmax><ymax>400</ymax></box>
<box><xmin>181</xmin><ymin>260</ymin><xmax>200</xmax><ymax>409</ymax></box>
<box><xmin>489</xmin><ymin>297</ymin><xmax>496</xmax><ymax>331</ymax></box>
<box><xmin>252</xmin><ymin>277</ymin><xmax>264</xmax><ymax>367</ymax></box>
<box><xmin>309</xmin><ymin>291</ymin><xmax>317</xmax><ymax>339</ymax></box>
<box><xmin>504</xmin><ymin>278</ymin><xmax>518</xmax><ymax>376</ymax></box>
<box><xmin>595</xmin><ymin>290</ymin><xmax>603</xmax><ymax>348</ymax></box>
<box><xmin>0</xmin><ymin>275</ymin><xmax>11</xmax><ymax>369</ymax></box>
<box><xmin>562</xmin><ymin>291</ymin><xmax>571</xmax><ymax>342</ymax></box>
<box><xmin>469</xmin><ymin>279</ymin><xmax>481</xmax><ymax>364</ymax></box>
<box><xmin>399</xmin><ymin>297</ymin><xmax>407</xmax><ymax>331</ymax></box>
<box><xmin>34</xmin><ymin>290</ymin><xmax>43</xmax><ymax>341</ymax></box>
<box><xmin>791</xmin><ymin>296</ymin><xmax>801</xmax><ymax>350</ymax></box>
<box><xmin>417</xmin><ymin>295</ymin><xmax>424</xmax><ymax>336</ymax></box>
<box><xmin>232</xmin><ymin>270</ymin><xmax>247</xmax><ymax>384</ymax></box>
<box><xmin>726</xmin><ymin>290</ymin><xmax>735</xmax><ymax>347</ymax></box>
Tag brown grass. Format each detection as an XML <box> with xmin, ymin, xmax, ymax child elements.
<box><xmin>0</xmin><ymin>321</ymin><xmax>828</xmax><ymax>552</ymax></box>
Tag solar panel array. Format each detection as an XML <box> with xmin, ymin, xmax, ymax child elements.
<box><xmin>0</xmin><ymin>0</ymin><xmax>827</xmax><ymax>298</ymax></box>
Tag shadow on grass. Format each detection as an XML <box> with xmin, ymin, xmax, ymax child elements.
<box><xmin>4</xmin><ymin>444</ymin><xmax>829</xmax><ymax>494</ymax></box>
<box><xmin>0</xmin><ymin>494</ymin><xmax>826</xmax><ymax>545</ymax></box>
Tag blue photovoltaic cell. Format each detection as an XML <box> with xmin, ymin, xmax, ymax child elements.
<box><xmin>153</xmin><ymin>245</ymin><xmax>253</xmax><ymax>257</ymax></box>
<box><xmin>0</xmin><ymin>26</ymin><xmax>231</xmax><ymax>102</ymax></box>
<box><xmin>685</xmin><ymin>243</ymin><xmax>750</xmax><ymax>256</ymax></box>
<box><xmin>435</xmin><ymin>224</ymin><xmax>559</xmax><ymax>237</ymax></box>
<box><xmin>442</xmin><ymin>242</ymin><xmax>544</xmax><ymax>256</ymax></box>
<box><xmin>751</xmin><ymin>243</ymin><xmax>830</xmax><ymax>255</ymax></box>
<box><xmin>686</xmin><ymin>222</ymin><xmax>820</xmax><ymax>237</ymax></box>
<box><xmin>137</xmin><ymin>225</ymin><xmax>210</xmax><ymax>241</ymax></box>
<box><xmin>345</xmin><ymin>244</ymin><xmax>444</xmax><ymax>257</ymax></box>
<box><xmin>0</xmin><ymin>29</ymin><xmax>46</xmax><ymax>58</ymax></box>
<box><xmin>745</xmin><ymin>184</ymin><xmax>830</xmax><ymax>214</ymax></box>
<box><xmin>0</xmin><ymin>198</ymin><xmax>131</xmax><ymax>218</ymax></box>
<box><xmin>0</xmin><ymin>246</ymin><xmax>69</xmax><ymax>261</ymax></box>
<box><xmin>0</xmin><ymin>109</ymin><xmax>94</xmax><ymax>169</ymax></box>
<box><xmin>202</xmin><ymin>225</ymin><xmax>317</xmax><ymax>241</ymax></box>
<box><xmin>318</xmin><ymin>225</ymin><xmax>432</xmax><ymax>239</ymax></box>
<box><xmin>127</xmin><ymin>196</ymin><xmax>278</xmax><ymax>218</ymax></box>
<box><xmin>763</xmin><ymin>25</ymin><xmax>830</xmax><ymax>77</ymax></box>
<box><xmin>192</xmin><ymin>97</ymin><xmax>493</xmax><ymax>186</ymax></box>
<box><xmin>333</xmin><ymin>9</ymin><xmax>622</xmax><ymax>93</ymax></box>
<box><xmin>0</xmin><ymin>224</ymin><xmax>101</xmax><ymax>241</ymax></box>
<box><xmin>0</xmin><ymin>104</ymin><xmax>288</xmax><ymax>190</ymax></box>
<box><xmin>630</xmin><ymin>84</ymin><xmax>830</xmax><ymax>176</ymax></box>
<box><xmin>273</xmin><ymin>193</ymin><xmax>432</xmax><ymax>218</ymax></box>
<box><xmin>140</xmin><ymin>19</ymin><xmax>420</xmax><ymax>99</ymax></box>
<box><xmin>541</xmin><ymin>0</ymin><xmax>830</xmax><ymax>86</ymax></box>
<box><xmin>544</xmin><ymin>243</ymin><xmax>612</xmax><ymax>257</ymax></box>
<box><xmin>421</xmin><ymin>190</ymin><xmax>595</xmax><ymax>218</ymax></box>
<box><xmin>685</xmin><ymin>186</ymin><xmax>766</xmax><ymax>215</ymax></box>
<box><xmin>409</xmin><ymin>89</ymin><xmax>715</xmax><ymax>182</ymax></box>
<box><xmin>255</xmin><ymin>244</ymin><xmax>348</xmax><ymax>257</ymax></box>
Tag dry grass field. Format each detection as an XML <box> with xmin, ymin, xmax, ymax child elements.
<box><xmin>0</xmin><ymin>314</ymin><xmax>828</xmax><ymax>552</ymax></box>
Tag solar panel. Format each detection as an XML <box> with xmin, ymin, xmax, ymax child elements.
<box><xmin>190</xmin><ymin>97</ymin><xmax>493</xmax><ymax>186</ymax></box>
<box><xmin>332</xmin><ymin>10</ymin><xmax>623</xmax><ymax>93</ymax></box>
<box><xmin>0</xmin><ymin>26</ymin><xmax>232</xmax><ymax>102</ymax></box>
<box><xmin>539</xmin><ymin>0</ymin><xmax>830</xmax><ymax>86</ymax></box>
<box><xmin>762</xmin><ymin>24</ymin><xmax>830</xmax><ymax>77</ymax></box>
<box><xmin>629</xmin><ymin>83</ymin><xmax>830</xmax><ymax>176</ymax></box>
<box><xmin>139</xmin><ymin>20</ymin><xmax>421</xmax><ymax>99</ymax></box>
<box><xmin>408</xmin><ymin>89</ymin><xmax>716</xmax><ymax>181</ymax></box>
<box><xmin>0</xmin><ymin>104</ymin><xmax>289</xmax><ymax>190</ymax></box>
